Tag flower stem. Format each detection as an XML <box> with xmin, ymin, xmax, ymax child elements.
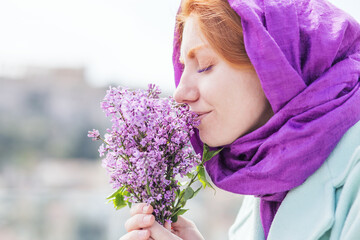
<box><xmin>171</xmin><ymin>167</ymin><xmax>200</xmax><ymax>216</ymax></box>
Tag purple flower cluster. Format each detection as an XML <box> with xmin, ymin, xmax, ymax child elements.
<box><xmin>88</xmin><ymin>84</ymin><xmax>200</xmax><ymax>224</ymax></box>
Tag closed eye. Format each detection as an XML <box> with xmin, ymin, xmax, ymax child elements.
<box><xmin>197</xmin><ymin>65</ymin><xmax>213</xmax><ymax>73</ymax></box>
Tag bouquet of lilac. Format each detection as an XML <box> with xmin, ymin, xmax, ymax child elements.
<box><xmin>88</xmin><ymin>84</ymin><xmax>221</xmax><ymax>225</ymax></box>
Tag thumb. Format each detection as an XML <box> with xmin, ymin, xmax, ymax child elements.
<box><xmin>150</xmin><ymin>221</ymin><xmax>181</xmax><ymax>240</ymax></box>
<box><xmin>171</xmin><ymin>215</ymin><xmax>191</xmax><ymax>228</ymax></box>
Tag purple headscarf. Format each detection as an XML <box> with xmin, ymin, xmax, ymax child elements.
<box><xmin>172</xmin><ymin>0</ymin><xmax>360</xmax><ymax>237</ymax></box>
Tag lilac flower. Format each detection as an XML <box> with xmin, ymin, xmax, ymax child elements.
<box><xmin>89</xmin><ymin>84</ymin><xmax>206</xmax><ymax>224</ymax></box>
<box><xmin>87</xmin><ymin>129</ymin><xmax>100</xmax><ymax>141</ymax></box>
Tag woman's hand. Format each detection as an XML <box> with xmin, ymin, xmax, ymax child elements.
<box><xmin>171</xmin><ymin>216</ymin><xmax>205</xmax><ymax>240</ymax></box>
<box><xmin>119</xmin><ymin>203</ymin><xmax>204</xmax><ymax>240</ymax></box>
<box><xmin>119</xmin><ymin>203</ymin><xmax>154</xmax><ymax>240</ymax></box>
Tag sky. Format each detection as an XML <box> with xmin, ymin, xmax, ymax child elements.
<box><xmin>0</xmin><ymin>0</ymin><xmax>359</xmax><ymax>93</ymax></box>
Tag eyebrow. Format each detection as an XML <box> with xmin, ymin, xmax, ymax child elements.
<box><xmin>179</xmin><ymin>44</ymin><xmax>208</xmax><ymax>64</ymax></box>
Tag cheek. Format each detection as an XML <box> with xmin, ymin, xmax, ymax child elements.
<box><xmin>197</xmin><ymin>67</ymin><xmax>268</xmax><ymax>146</ymax></box>
<box><xmin>220</xmin><ymin>76</ymin><xmax>267</xmax><ymax>137</ymax></box>
<box><xmin>197</xmin><ymin>76</ymin><xmax>222</xmax><ymax>101</ymax></box>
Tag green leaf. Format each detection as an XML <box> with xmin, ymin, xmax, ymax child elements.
<box><xmin>206</xmin><ymin>180</ymin><xmax>216</xmax><ymax>192</ymax></box>
<box><xmin>122</xmin><ymin>190</ymin><xmax>132</xmax><ymax>208</ymax></box>
<box><xmin>171</xmin><ymin>215</ymin><xmax>178</xmax><ymax>223</ymax></box>
<box><xmin>203</xmin><ymin>144</ymin><xmax>210</xmax><ymax>156</ymax></box>
<box><xmin>123</xmin><ymin>190</ymin><xmax>130</xmax><ymax>197</ymax></box>
<box><xmin>177</xmin><ymin>209</ymin><xmax>188</xmax><ymax>216</ymax></box>
<box><xmin>106</xmin><ymin>187</ymin><xmax>132</xmax><ymax>210</ymax></box>
<box><xmin>114</xmin><ymin>192</ymin><xmax>127</xmax><ymax>210</ymax></box>
<box><xmin>183</xmin><ymin>187</ymin><xmax>194</xmax><ymax>201</ymax></box>
<box><xmin>186</xmin><ymin>172</ymin><xmax>194</xmax><ymax>179</ymax></box>
<box><xmin>107</xmin><ymin>186</ymin><xmax>124</xmax><ymax>200</ymax></box>
<box><xmin>202</xmin><ymin>144</ymin><xmax>223</xmax><ymax>163</ymax></box>
<box><xmin>178</xmin><ymin>187</ymin><xmax>194</xmax><ymax>207</ymax></box>
<box><xmin>171</xmin><ymin>207</ymin><xmax>181</xmax><ymax>216</ymax></box>
<box><xmin>170</xmin><ymin>208</ymin><xmax>188</xmax><ymax>223</ymax></box>
<box><xmin>197</xmin><ymin>165</ymin><xmax>215</xmax><ymax>190</ymax></box>
<box><xmin>197</xmin><ymin>165</ymin><xmax>207</xmax><ymax>188</ymax></box>
<box><xmin>193</xmin><ymin>186</ymin><xmax>202</xmax><ymax>198</ymax></box>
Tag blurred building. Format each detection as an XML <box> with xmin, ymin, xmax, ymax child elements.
<box><xmin>0</xmin><ymin>65</ymin><xmax>109</xmax><ymax>164</ymax></box>
<box><xmin>0</xmin><ymin>66</ymin><xmax>243</xmax><ymax>240</ymax></box>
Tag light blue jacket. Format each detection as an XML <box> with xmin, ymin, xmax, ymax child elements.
<box><xmin>229</xmin><ymin>120</ymin><xmax>360</xmax><ymax>240</ymax></box>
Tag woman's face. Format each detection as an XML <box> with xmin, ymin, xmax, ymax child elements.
<box><xmin>174</xmin><ymin>16</ymin><xmax>273</xmax><ymax>147</ymax></box>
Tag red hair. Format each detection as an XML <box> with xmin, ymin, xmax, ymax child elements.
<box><xmin>176</xmin><ymin>0</ymin><xmax>250</xmax><ymax>67</ymax></box>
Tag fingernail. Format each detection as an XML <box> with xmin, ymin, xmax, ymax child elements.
<box><xmin>143</xmin><ymin>215</ymin><xmax>152</xmax><ymax>224</ymax></box>
<box><xmin>138</xmin><ymin>230</ymin><xmax>147</xmax><ymax>238</ymax></box>
<box><xmin>143</xmin><ymin>205</ymin><xmax>150</xmax><ymax>213</ymax></box>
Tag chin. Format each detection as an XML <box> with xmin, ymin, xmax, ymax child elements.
<box><xmin>200</xmin><ymin>133</ymin><xmax>214</xmax><ymax>147</ymax></box>
<box><xmin>200</xmin><ymin>132</ymin><xmax>225</xmax><ymax>148</ymax></box>
<box><xmin>203</xmin><ymin>141</ymin><xmax>220</xmax><ymax>148</ymax></box>
<box><xmin>199</xmin><ymin>129</ymin><xmax>241</xmax><ymax>147</ymax></box>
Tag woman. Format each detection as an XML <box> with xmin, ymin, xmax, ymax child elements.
<box><xmin>121</xmin><ymin>0</ymin><xmax>360</xmax><ymax>239</ymax></box>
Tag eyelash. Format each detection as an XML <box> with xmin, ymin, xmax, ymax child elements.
<box><xmin>197</xmin><ymin>65</ymin><xmax>213</xmax><ymax>73</ymax></box>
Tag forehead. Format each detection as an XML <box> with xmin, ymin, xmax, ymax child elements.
<box><xmin>180</xmin><ymin>16</ymin><xmax>209</xmax><ymax>58</ymax></box>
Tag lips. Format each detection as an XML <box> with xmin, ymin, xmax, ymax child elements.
<box><xmin>194</xmin><ymin>111</ymin><xmax>212</xmax><ymax>121</ymax></box>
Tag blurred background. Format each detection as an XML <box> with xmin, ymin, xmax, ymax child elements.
<box><xmin>0</xmin><ymin>0</ymin><xmax>359</xmax><ymax>239</ymax></box>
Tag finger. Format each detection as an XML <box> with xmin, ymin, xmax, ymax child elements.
<box><xmin>119</xmin><ymin>229</ymin><xmax>150</xmax><ymax>240</ymax></box>
<box><xmin>171</xmin><ymin>215</ymin><xmax>195</xmax><ymax>228</ymax></box>
<box><xmin>149</xmin><ymin>220</ymin><xmax>181</xmax><ymax>240</ymax></box>
<box><xmin>130</xmin><ymin>203</ymin><xmax>153</xmax><ymax>216</ymax></box>
<box><xmin>125</xmin><ymin>214</ymin><xmax>155</xmax><ymax>232</ymax></box>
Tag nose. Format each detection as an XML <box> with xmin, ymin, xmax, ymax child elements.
<box><xmin>173</xmin><ymin>72</ymin><xmax>200</xmax><ymax>104</ymax></box>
